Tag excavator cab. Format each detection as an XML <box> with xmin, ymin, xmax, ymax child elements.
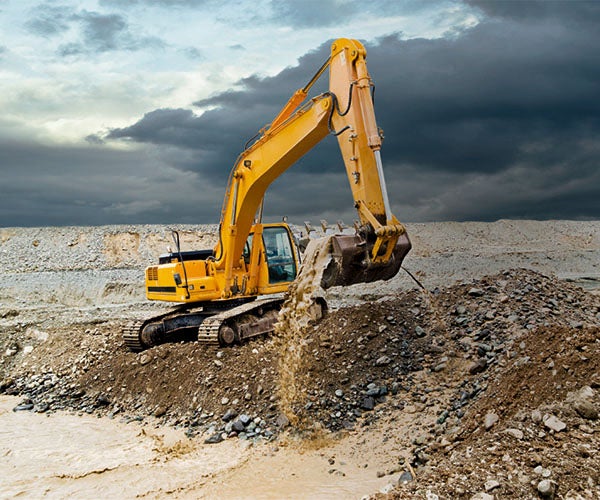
<box><xmin>247</xmin><ymin>223</ymin><xmax>300</xmax><ymax>294</ymax></box>
<box><xmin>263</xmin><ymin>226</ymin><xmax>298</xmax><ymax>284</ymax></box>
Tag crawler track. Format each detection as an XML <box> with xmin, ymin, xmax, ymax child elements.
<box><xmin>122</xmin><ymin>296</ymin><xmax>286</xmax><ymax>351</ymax></box>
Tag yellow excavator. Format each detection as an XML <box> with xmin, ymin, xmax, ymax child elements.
<box><xmin>123</xmin><ymin>38</ymin><xmax>411</xmax><ymax>351</ymax></box>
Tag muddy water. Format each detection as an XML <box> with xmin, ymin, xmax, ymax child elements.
<box><xmin>0</xmin><ymin>396</ymin><xmax>397</xmax><ymax>498</ymax></box>
<box><xmin>275</xmin><ymin>237</ymin><xmax>332</xmax><ymax>425</ymax></box>
<box><xmin>0</xmin><ymin>396</ymin><xmax>246</xmax><ymax>498</ymax></box>
<box><xmin>198</xmin><ymin>440</ymin><xmax>397</xmax><ymax>499</ymax></box>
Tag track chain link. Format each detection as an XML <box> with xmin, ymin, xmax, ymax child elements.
<box><xmin>122</xmin><ymin>320</ymin><xmax>146</xmax><ymax>352</ymax></box>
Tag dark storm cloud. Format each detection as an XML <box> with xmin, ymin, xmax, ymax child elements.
<box><xmin>0</xmin><ymin>139</ymin><xmax>221</xmax><ymax>227</ymax></box>
<box><xmin>465</xmin><ymin>0</ymin><xmax>600</xmax><ymax>25</ymax></box>
<box><xmin>103</xmin><ymin>2</ymin><xmax>600</xmax><ymax>222</ymax></box>
<box><xmin>58</xmin><ymin>10</ymin><xmax>165</xmax><ymax>56</ymax></box>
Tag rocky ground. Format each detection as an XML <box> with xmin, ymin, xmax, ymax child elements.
<box><xmin>1</xmin><ymin>221</ymin><xmax>599</xmax><ymax>498</ymax></box>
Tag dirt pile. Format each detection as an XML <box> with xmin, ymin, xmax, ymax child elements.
<box><xmin>2</xmin><ymin>268</ymin><xmax>599</xmax><ymax>497</ymax></box>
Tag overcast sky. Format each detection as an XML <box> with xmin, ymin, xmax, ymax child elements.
<box><xmin>1</xmin><ymin>0</ymin><xmax>599</xmax><ymax>228</ymax></box>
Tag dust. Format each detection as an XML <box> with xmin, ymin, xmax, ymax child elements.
<box><xmin>275</xmin><ymin>236</ymin><xmax>332</xmax><ymax>427</ymax></box>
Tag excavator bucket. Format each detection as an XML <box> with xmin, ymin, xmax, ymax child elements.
<box><xmin>320</xmin><ymin>232</ymin><xmax>411</xmax><ymax>289</ymax></box>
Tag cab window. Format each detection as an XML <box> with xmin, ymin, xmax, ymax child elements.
<box><xmin>243</xmin><ymin>234</ymin><xmax>253</xmax><ymax>265</ymax></box>
<box><xmin>262</xmin><ymin>227</ymin><xmax>297</xmax><ymax>283</ymax></box>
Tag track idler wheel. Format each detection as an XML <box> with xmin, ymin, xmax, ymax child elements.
<box><xmin>140</xmin><ymin>322</ymin><xmax>166</xmax><ymax>349</ymax></box>
<box><xmin>218</xmin><ymin>324</ymin><xmax>239</xmax><ymax>346</ymax></box>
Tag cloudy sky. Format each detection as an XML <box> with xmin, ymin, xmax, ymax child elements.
<box><xmin>1</xmin><ymin>0</ymin><xmax>599</xmax><ymax>228</ymax></box>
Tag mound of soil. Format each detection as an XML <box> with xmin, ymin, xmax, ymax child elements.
<box><xmin>2</xmin><ymin>268</ymin><xmax>599</xmax><ymax>497</ymax></box>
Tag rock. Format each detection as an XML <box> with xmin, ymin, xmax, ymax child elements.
<box><xmin>575</xmin><ymin>386</ymin><xmax>595</xmax><ymax>399</ymax></box>
<box><xmin>537</xmin><ymin>479</ymin><xmax>557</xmax><ymax>498</ymax></box>
<box><xmin>239</xmin><ymin>414</ymin><xmax>251</xmax><ymax>426</ymax></box>
<box><xmin>34</xmin><ymin>402</ymin><xmax>50</xmax><ymax>413</ymax></box>
<box><xmin>276</xmin><ymin>413</ymin><xmax>290</xmax><ymax>428</ymax></box>
<box><xmin>484</xmin><ymin>412</ymin><xmax>499</xmax><ymax>430</ymax></box>
<box><xmin>576</xmin><ymin>444</ymin><xmax>590</xmax><ymax>458</ymax></box>
<box><xmin>543</xmin><ymin>414</ymin><xmax>567</xmax><ymax>432</ymax></box>
<box><xmin>484</xmin><ymin>479</ymin><xmax>500</xmax><ymax>492</ymax></box>
<box><xmin>204</xmin><ymin>432</ymin><xmax>224</xmax><ymax>444</ymax></box>
<box><xmin>232</xmin><ymin>420</ymin><xmax>245</xmax><ymax>432</ymax></box>
<box><xmin>139</xmin><ymin>354</ymin><xmax>151</xmax><ymax>365</ymax></box>
<box><xmin>504</xmin><ymin>428</ymin><xmax>524</xmax><ymax>440</ymax></box>
<box><xmin>96</xmin><ymin>393</ymin><xmax>111</xmax><ymax>406</ymax></box>
<box><xmin>531</xmin><ymin>409</ymin><xmax>542</xmax><ymax>423</ymax></box>
<box><xmin>153</xmin><ymin>406</ymin><xmax>167</xmax><ymax>418</ymax></box>
<box><xmin>534</xmin><ymin>466</ymin><xmax>552</xmax><ymax>477</ymax></box>
<box><xmin>222</xmin><ymin>409</ymin><xmax>238</xmax><ymax>422</ymax></box>
<box><xmin>379</xmin><ymin>483</ymin><xmax>395</xmax><ymax>494</ymax></box>
<box><xmin>0</xmin><ymin>378</ymin><xmax>14</xmax><ymax>392</ymax></box>
<box><xmin>468</xmin><ymin>288</ymin><xmax>484</xmax><ymax>297</ymax></box>
<box><xmin>573</xmin><ymin>400</ymin><xmax>598</xmax><ymax>420</ymax></box>
<box><xmin>415</xmin><ymin>326</ymin><xmax>426</xmax><ymax>337</ymax></box>
<box><xmin>361</xmin><ymin>396</ymin><xmax>375</xmax><ymax>411</ymax></box>
<box><xmin>13</xmin><ymin>403</ymin><xmax>34</xmax><ymax>412</ymax></box>
<box><xmin>335</xmin><ymin>389</ymin><xmax>344</xmax><ymax>398</ymax></box>
<box><xmin>375</xmin><ymin>355</ymin><xmax>392</xmax><ymax>366</ymax></box>
<box><xmin>468</xmin><ymin>358</ymin><xmax>487</xmax><ymax>374</ymax></box>
<box><xmin>437</xmin><ymin>410</ymin><xmax>449</xmax><ymax>425</ymax></box>
<box><xmin>5</xmin><ymin>346</ymin><xmax>18</xmax><ymax>356</ymax></box>
<box><xmin>397</xmin><ymin>470</ymin><xmax>413</xmax><ymax>484</ymax></box>
<box><xmin>470</xmin><ymin>494</ymin><xmax>494</xmax><ymax>500</ymax></box>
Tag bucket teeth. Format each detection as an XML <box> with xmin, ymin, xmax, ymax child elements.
<box><xmin>304</xmin><ymin>221</ymin><xmax>314</xmax><ymax>235</ymax></box>
<box><xmin>303</xmin><ymin>219</ymin><xmax>355</xmax><ymax>238</ymax></box>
